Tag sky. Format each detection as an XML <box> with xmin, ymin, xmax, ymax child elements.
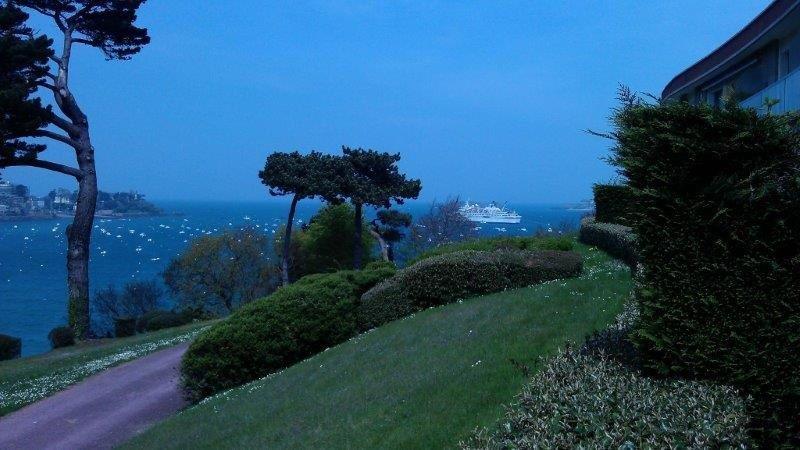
<box><xmin>6</xmin><ymin>0</ymin><xmax>769</xmax><ymax>203</ymax></box>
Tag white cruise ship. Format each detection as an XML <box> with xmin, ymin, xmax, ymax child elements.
<box><xmin>459</xmin><ymin>201</ymin><xmax>522</xmax><ymax>224</ymax></box>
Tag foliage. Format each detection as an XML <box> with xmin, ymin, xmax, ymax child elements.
<box><xmin>592</xmin><ymin>183</ymin><xmax>636</xmax><ymax>226</ymax></box>
<box><xmin>95</xmin><ymin>191</ymin><xmax>161</xmax><ymax>214</ymax></box>
<box><xmin>578</xmin><ymin>217</ymin><xmax>638</xmax><ymax>269</ymax></box>
<box><xmin>605</xmin><ymin>90</ymin><xmax>800</xmax><ymax>445</ymax></box>
<box><xmin>408</xmin><ymin>197</ymin><xmax>476</xmax><ymax>254</ymax></box>
<box><xmin>462</xmin><ymin>346</ymin><xmax>752</xmax><ymax>450</ymax></box>
<box><xmin>275</xmin><ymin>203</ymin><xmax>376</xmax><ymax>279</ymax></box>
<box><xmin>409</xmin><ymin>235</ymin><xmax>574</xmax><ymax>265</ymax></box>
<box><xmin>359</xmin><ymin>249</ymin><xmax>583</xmax><ymax>330</ymax></box>
<box><xmin>259</xmin><ymin>151</ymin><xmax>344</xmax><ymax>284</ymax></box>
<box><xmin>113</xmin><ymin>318</ymin><xmax>136</xmax><ymax>337</ymax></box>
<box><xmin>181</xmin><ymin>264</ymin><xmax>395</xmax><ymax>401</ymax></box>
<box><xmin>0</xmin><ymin>4</ymin><xmax>51</xmax><ymax>167</ymax></box>
<box><xmin>164</xmin><ymin>228</ymin><xmax>276</xmax><ymax>315</ymax></box>
<box><xmin>47</xmin><ymin>326</ymin><xmax>76</xmax><ymax>349</ymax></box>
<box><xmin>340</xmin><ymin>147</ymin><xmax>421</xmax><ymax>269</ymax></box>
<box><xmin>136</xmin><ymin>310</ymin><xmax>193</xmax><ymax>333</ymax></box>
<box><xmin>0</xmin><ymin>334</ymin><xmax>21</xmax><ymax>361</ymax></box>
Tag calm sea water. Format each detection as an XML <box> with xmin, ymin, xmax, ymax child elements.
<box><xmin>0</xmin><ymin>200</ymin><xmax>587</xmax><ymax>356</ymax></box>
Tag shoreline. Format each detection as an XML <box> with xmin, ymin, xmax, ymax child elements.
<box><xmin>0</xmin><ymin>212</ymin><xmax>183</xmax><ymax>223</ymax></box>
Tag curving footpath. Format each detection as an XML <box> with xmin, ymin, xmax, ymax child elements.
<box><xmin>0</xmin><ymin>342</ymin><xmax>190</xmax><ymax>450</ymax></box>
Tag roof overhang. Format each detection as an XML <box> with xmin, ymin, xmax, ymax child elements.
<box><xmin>662</xmin><ymin>0</ymin><xmax>800</xmax><ymax>100</ymax></box>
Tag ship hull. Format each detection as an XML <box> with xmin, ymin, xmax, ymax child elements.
<box><xmin>465</xmin><ymin>217</ymin><xmax>521</xmax><ymax>224</ymax></box>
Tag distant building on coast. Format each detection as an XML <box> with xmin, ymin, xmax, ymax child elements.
<box><xmin>663</xmin><ymin>0</ymin><xmax>800</xmax><ymax>113</ymax></box>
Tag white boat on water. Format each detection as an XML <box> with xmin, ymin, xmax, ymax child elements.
<box><xmin>459</xmin><ymin>201</ymin><xmax>522</xmax><ymax>224</ymax></box>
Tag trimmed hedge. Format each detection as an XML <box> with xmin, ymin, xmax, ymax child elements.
<box><xmin>409</xmin><ymin>236</ymin><xmax>574</xmax><ymax>264</ymax></box>
<box><xmin>592</xmin><ymin>183</ymin><xmax>635</xmax><ymax>226</ymax></box>
<box><xmin>0</xmin><ymin>334</ymin><xmax>21</xmax><ymax>361</ymax></box>
<box><xmin>359</xmin><ymin>250</ymin><xmax>582</xmax><ymax>330</ymax></box>
<box><xmin>578</xmin><ymin>217</ymin><xmax>637</xmax><ymax>268</ymax></box>
<box><xmin>47</xmin><ymin>326</ymin><xmax>75</xmax><ymax>349</ymax></box>
<box><xmin>181</xmin><ymin>264</ymin><xmax>395</xmax><ymax>401</ymax></box>
<box><xmin>136</xmin><ymin>310</ymin><xmax>193</xmax><ymax>333</ymax></box>
<box><xmin>608</xmin><ymin>94</ymin><xmax>800</xmax><ymax>445</ymax></box>
<box><xmin>114</xmin><ymin>318</ymin><xmax>137</xmax><ymax>338</ymax></box>
<box><xmin>462</xmin><ymin>346</ymin><xmax>752</xmax><ymax>449</ymax></box>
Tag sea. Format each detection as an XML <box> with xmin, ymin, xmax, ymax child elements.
<box><xmin>0</xmin><ymin>200</ymin><xmax>589</xmax><ymax>356</ymax></box>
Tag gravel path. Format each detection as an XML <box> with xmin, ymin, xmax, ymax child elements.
<box><xmin>0</xmin><ymin>342</ymin><xmax>190</xmax><ymax>450</ymax></box>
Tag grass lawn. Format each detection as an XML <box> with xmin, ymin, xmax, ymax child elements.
<box><xmin>124</xmin><ymin>244</ymin><xmax>632</xmax><ymax>449</ymax></box>
<box><xmin>0</xmin><ymin>321</ymin><xmax>214</xmax><ymax>416</ymax></box>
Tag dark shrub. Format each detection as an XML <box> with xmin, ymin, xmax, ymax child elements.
<box><xmin>0</xmin><ymin>334</ymin><xmax>21</xmax><ymax>360</ymax></box>
<box><xmin>359</xmin><ymin>249</ymin><xmax>582</xmax><ymax>330</ymax></box>
<box><xmin>578</xmin><ymin>217</ymin><xmax>637</xmax><ymax>268</ymax></box>
<box><xmin>136</xmin><ymin>310</ymin><xmax>192</xmax><ymax>333</ymax></box>
<box><xmin>47</xmin><ymin>326</ymin><xmax>75</xmax><ymax>349</ymax></box>
<box><xmin>181</xmin><ymin>264</ymin><xmax>394</xmax><ymax>401</ymax></box>
<box><xmin>606</xmin><ymin>90</ymin><xmax>800</xmax><ymax>445</ymax></box>
<box><xmin>114</xmin><ymin>318</ymin><xmax>137</xmax><ymax>337</ymax></box>
<box><xmin>592</xmin><ymin>183</ymin><xmax>636</xmax><ymax>226</ymax></box>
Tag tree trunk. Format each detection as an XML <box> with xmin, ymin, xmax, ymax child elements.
<box><xmin>66</xmin><ymin>133</ymin><xmax>97</xmax><ymax>339</ymax></box>
<box><xmin>353</xmin><ymin>202</ymin><xmax>363</xmax><ymax>270</ymax></box>
<box><xmin>369</xmin><ymin>227</ymin><xmax>389</xmax><ymax>262</ymax></box>
<box><xmin>57</xmin><ymin>31</ymin><xmax>98</xmax><ymax>339</ymax></box>
<box><xmin>387</xmin><ymin>242</ymin><xmax>395</xmax><ymax>262</ymax></box>
<box><xmin>281</xmin><ymin>195</ymin><xmax>299</xmax><ymax>285</ymax></box>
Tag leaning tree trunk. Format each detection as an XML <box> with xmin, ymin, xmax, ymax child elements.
<box><xmin>281</xmin><ymin>195</ymin><xmax>299</xmax><ymax>286</ymax></box>
<box><xmin>56</xmin><ymin>31</ymin><xmax>98</xmax><ymax>339</ymax></box>
<box><xmin>353</xmin><ymin>202</ymin><xmax>363</xmax><ymax>270</ymax></box>
<box><xmin>368</xmin><ymin>227</ymin><xmax>390</xmax><ymax>262</ymax></box>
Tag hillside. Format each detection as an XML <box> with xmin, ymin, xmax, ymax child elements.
<box><xmin>124</xmin><ymin>244</ymin><xmax>632</xmax><ymax>449</ymax></box>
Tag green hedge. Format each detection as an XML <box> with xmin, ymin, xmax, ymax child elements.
<box><xmin>0</xmin><ymin>334</ymin><xmax>21</xmax><ymax>361</ymax></box>
<box><xmin>136</xmin><ymin>311</ymin><xmax>193</xmax><ymax>333</ymax></box>
<box><xmin>408</xmin><ymin>236</ymin><xmax>574</xmax><ymax>265</ymax></box>
<box><xmin>608</xmin><ymin>93</ymin><xmax>800</xmax><ymax>445</ymax></box>
<box><xmin>359</xmin><ymin>250</ymin><xmax>582</xmax><ymax>330</ymax></box>
<box><xmin>578</xmin><ymin>217</ymin><xmax>637</xmax><ymax>268</ymax></box>
<box><xmin>462</xmin><ymin>347</ymin><xmax>751</xmax><ymax>449</ymax></box>
<box><xmin>181</xmin><ymin>264</ymin><xmax>395</xmax><ymax>401</ymax></box>
<box><xmin>592</xmin><ymin>183</ymin><xmax>635</xmax><ymax>226</ymax></box>
<box><xmin>47</xmin><ymin>326</ymin><xmax>75</xmax><ymax>349</ymax></box>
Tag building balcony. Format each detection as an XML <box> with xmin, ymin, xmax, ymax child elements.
<box><xmin>740</xmin><ymin>66</ymin><xmax>800</xmax><ymax>113</ymax></box>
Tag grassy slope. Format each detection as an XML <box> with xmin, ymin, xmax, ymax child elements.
<box><xmin>125</xmin><ymin>244</ymin><xmax>632</xmax><ymax>449</ymax></box>
<box><xmin>0</xmin><ymin>321</ymin><xmax>214</xmax><ymax>416</ymax></box>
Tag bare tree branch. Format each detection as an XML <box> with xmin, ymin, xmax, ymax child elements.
<box><xmin>1</xmin><ymin>158</ymin><xmax>83</xmax><ymax>179</ymax></box>
<box><xmin>48</xmin><ymin>112</ymin><xmax>80</xmax><ymax>135</ymax></box>
<box><xmin>49</xmin><ymin>55</ymin><xmax>63</xmax><ymax>67</ymax></box>
<box><xmin>72</xmin><ymin>38</ymin><xmax>95</xmax><ymax>46</ymax></box>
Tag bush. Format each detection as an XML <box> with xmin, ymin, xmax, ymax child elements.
<box><xmin>409</xmin><ymin>235</ymin><xmax>574</xmax><ymax>265</ymax></box>
<box><xmin>592</xmin><ymin>183</ymin><xmax>636</xmax><ymax>226</ymax></box>
<box><xmin>164</xmin><ymin>228</ymin><xmax>276</xmax><ymax>315</ymax></box>
<box><xmin>578</xmin><ymin>217</ymin><xmax>637</xmax><ymax>268</ymax></box>
<box><xmin>136</xmin><ymin>310</ymin><xmax>193</xmax><ymax>333</ymax></box>
<box><xmin>359</xmin><ymin>249</ymin><xmax>582</xmax><ymax>330</ymax></box>
<box><xmin>114</xmin><ymin>318</ymin><xmax>137</xmax><ymax>337</ymax></box>
<box><xmin>47</xmin><ymin>326</ymin><xmax>75</xmax><ymax>349</ymax></box>
<box><xmin>0</xmin><ymin>334</ymin><xmax>21</xmax><ymax>360</ymax></box>
<box><xmin>606</xmin><ymin>91</ymin><xmax>800</xmax><ymax>445</ymax></box>
<box><xmin>462</xmin><ymin>347</ymin><xmax>752</xmax><ymax>449</ymax></box>
<box><xmin>276</xmin><ymin>203</ymin><xmax>376</xmax><ymax>280</ymax></box>
<box><xmin>181</xmin><ymin>264</ymin><xmax>394</xmax><ymax>401</ymax></box>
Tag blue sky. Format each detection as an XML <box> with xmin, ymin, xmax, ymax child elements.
<box><xmin>9</xmin><ymin>0</ymin><xmax>768</xmax><ymax>203</ymax></box>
